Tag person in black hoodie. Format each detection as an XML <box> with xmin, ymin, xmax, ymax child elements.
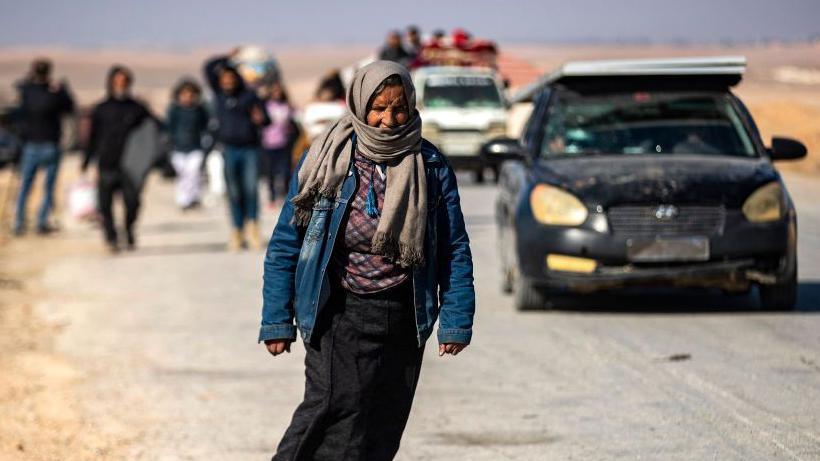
<box><xmin>81</xmin><ymin>65</ymin><xmax>150</xmax><ymax>252</ymax></box>
<box><xmin>204</xmin><ymin>51</ymin><xmax>270</xmax><ymax>251</ymax></box>
<box><xmin>13</xmin><ymin>58</ymin><xmax>74</xmax><ymax>236</ymax></box>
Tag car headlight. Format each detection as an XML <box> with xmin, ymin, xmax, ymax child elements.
<box><xmin>529</xmin><ymin>184</ymin><xmax>588</xmax><ymax>226</ymax></box>
<box><xmin>742</xmin><ymin>181</ymin><xmax>785</xmax><ymax>223</ymax></box>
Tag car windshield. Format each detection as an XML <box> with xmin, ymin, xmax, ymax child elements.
<box><xmin>539</xmin><ymin>91</ymin><xmax>757</xmax><ymax>158</ymax></box>
<box><xmin>423</xmin><ymin>75</ymin><xmax>503</xmax><ymax>109</ymax></box>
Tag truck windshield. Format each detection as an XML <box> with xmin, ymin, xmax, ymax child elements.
<box><xmin>539</xmin><ymin>91</ymin><xmax>756</xmax><ymax>158</ymax></box>
<box><xmin>423</xmin><ymin>76</ymin><xmax>503</xmax><ymax>109</ymax></box>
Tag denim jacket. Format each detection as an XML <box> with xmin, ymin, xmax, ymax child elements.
<box><xmin>259</xmin><ymin>137</ymin><xmax>475</xmax><ymax>346</ymax></box>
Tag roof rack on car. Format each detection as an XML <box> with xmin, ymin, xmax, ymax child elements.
<box><xmin>511</xmin><ymin>56</ymin><xmax>747</xmax><ymax>104</ymax></box>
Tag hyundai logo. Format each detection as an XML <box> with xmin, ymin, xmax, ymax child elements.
<box><xmin>655</xmin><ymin>204</ymin><xmax>679</xmax><ymax>220</ymax></box>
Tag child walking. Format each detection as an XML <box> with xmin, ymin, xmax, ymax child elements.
<box><xmin>167</xmin><ymin>79</ymin><xmax>209</xmax><ymax>210</ymax></box>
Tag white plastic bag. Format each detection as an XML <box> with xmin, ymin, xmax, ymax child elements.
<box><xmin>206</xmin><ymin>149</ymin><xmax>225</xmax><ymax>196</ymax></box>
<box><xmin>68</xmin><ymin>178</ymin><xmax>97</xmax><ymax>220</ymax></box>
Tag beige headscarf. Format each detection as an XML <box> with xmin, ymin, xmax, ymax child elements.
<box><xmin>292</xmin><ymin>61</ymin><xmax>426</xmax><ymax>267</ymax></box>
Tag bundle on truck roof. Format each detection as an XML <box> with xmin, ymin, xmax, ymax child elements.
<box><xmin>413</xmin><ymin>28</ymin><xmax>498</xmax><ymax>69</ymax></box>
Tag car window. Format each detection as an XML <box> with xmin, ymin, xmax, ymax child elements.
<box><xmin>539</xmin><ymin>91</ymin><xmax>757</xmax><ymax>158</ymax></box>
<box><xmin>423</xmin><ymin>75</ymin><xmax>503</xmax><ymax>109</ymax></box>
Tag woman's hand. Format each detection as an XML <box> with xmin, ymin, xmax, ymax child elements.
<box><xmin>438</xmin><ymin>343</ymin><xmax>467</xmax><ymax>357</ymax></box>
<box><xmin>265</xmin><ymin>339</ymin><xmax>292</xmax><ymax>356</ymax></box>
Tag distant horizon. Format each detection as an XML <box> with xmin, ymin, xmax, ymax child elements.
<box><xmin>1</xmin><ymin>37</ymin><xmax>818</xmax><ymax>54</ymax></box>
<box><xmin>1</xmin><ymin>0</ymin><xmax>818</xmax><ymax>49</ymax></box>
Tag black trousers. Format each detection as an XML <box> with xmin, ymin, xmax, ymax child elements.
<box><xmin>260</xmin><ymin>147</ymin><xmax>291</xmax><ymax>202</ymax></box>
<box><xmin>273</xmin><ymin>282</ymin><xmax>424</xmax><ymax>461</ymax></box>
<box><xmin>97</xmin><ymin>170</ymin><xmax>140</xmax><ymax>244</ymax></box>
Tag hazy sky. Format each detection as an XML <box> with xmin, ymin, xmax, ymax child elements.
<box><xmin>1</xmin><ymin>0</ymin><xmax>818</xmax><ymax>48</ymax></box>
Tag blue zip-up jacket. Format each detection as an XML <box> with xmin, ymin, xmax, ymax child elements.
<box><xmin>166</xmin><ymin>103</ymin><xmax>209</xmax><ymax>153</ymax></box>
<box><xmin>259</xmin><ymin>138</ymin><xmax>475</xmax><ymax>346</ymax></box>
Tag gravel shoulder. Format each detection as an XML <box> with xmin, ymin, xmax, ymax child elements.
<box><xmin>0</xmin><ymin>164</ymin><xmax>132</xmax><ymax>460</ymax></box>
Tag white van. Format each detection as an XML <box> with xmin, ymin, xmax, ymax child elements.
<box><xmin>413</xmin><ymin>66</ymin><xmax>508</xmax><ymax>182</ymax></box>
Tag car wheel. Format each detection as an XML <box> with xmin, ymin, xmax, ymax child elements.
<box><xmin>759</xmin><ymin>273</ymin><xmax>797</xmax><ymax>311</ymax></box>
<box><xmin>514</xmin><ymin>277</ymin><xmax>547</xmax><ymax>311</ymax></box>
<box><xmin>760</xmin><ymin>226</ymin><xmax>798</xmax><ymax>311</ymax></box>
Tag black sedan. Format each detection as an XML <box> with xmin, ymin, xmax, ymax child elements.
<box><xmin>490</xmin><ymin>57</ymin><xmax>807</xmax><ymax>310</ymax></box>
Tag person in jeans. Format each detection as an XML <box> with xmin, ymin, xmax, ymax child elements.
<box><xmin>13</xmin><ymin>58</ymin><xmax>74</xmax><ymax>235</ymax></box>
<box><xmin>260</xmin><ymin>81</ymin><xmax>295</xmax><ymax>208</ymax></box>
<box><xmin>82</xmin><ymin>65</ymin><xmax>150</xmax><ymax>252</ymax></box>
<box><xmin>167</xmin><ymin>79</ymin><xmax>209</xmax><ymax>210</ymax></box>
<box><xmin>204</xmin><ymin>51</ymin><xmax>270</xmax><ymax>250</ymax></box>
<box><xmin>260</xmin><ymin>61</ymin><xmax>475</xmax><ymax>461</ymax></box>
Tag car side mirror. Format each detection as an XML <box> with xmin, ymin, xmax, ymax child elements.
<box><xmin>768</xmin><ymin>137</ymin><xmax>807</xmax><ymax>161</ymax></box>
<box><xmin>482</xmin><ymin>136</ymin><xmax>527</xmax><ymax>161</ymax></box>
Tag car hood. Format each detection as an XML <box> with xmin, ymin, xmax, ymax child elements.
<box><xmin>533</xmin><ymin>154</ymin><xmax>780</xmax><ymax>208</ymax></box>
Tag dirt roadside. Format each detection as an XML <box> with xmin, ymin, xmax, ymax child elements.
<box><xmin>0</xmin><ymin>167</ymin><xmax>131</xmax><ymax>460</ymax></box>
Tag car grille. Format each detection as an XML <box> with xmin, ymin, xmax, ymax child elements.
<box><xmin>608</xmin><ymin>205</ymin><xmax>726</xmax><ymax>237</ymax></box>
<box><xmin>438</xmin><ymin>130</ymin><xmax>484</xmax><ymax>156</ymax></box>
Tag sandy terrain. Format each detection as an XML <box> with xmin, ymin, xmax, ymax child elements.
<box><xmin>1</xmin><ymin>42</ymin><xmax>818</xmax><ymax>171</ymax></box>
<box><xmin>0</xmin><ymin>167</ymin><xmax>134</xmax><ymax>460</ymax></box>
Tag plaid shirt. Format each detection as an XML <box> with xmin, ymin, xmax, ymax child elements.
<box><xmin>332</xmin><ymin>152</ymin><xmax>409</xmax><ymax>294</ymax></box>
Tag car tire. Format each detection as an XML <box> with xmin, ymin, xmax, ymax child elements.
<box><xmin>760</xmin><ymin>225</ymin><xmax>798</xmax><ymax>311</ymax></box>
<box><xmin>757</xmin><ymin>241</ymin><xmax>797</xmax><ymax>311</ymax></box>
<box><xmin>497</xmin><ymin>223</ymin><xmax>514</xmax><ymax>295</ymax></box>
<box><xmin>759</xmin><ymin>273</ymin><xmax>797</xmax><ymax>311</ymax></box>
<box><xmin>514</xmin><ymin>277</ymin><xmax>547</xmax><ymax>311</ymax></box>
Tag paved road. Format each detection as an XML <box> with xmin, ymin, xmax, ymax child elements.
<box><xmin>38</xmin><ymin>167</ymin><xmax>820</xmax><ymax>460</ymax></box>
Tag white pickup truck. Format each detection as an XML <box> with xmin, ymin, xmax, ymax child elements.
<box><xmin>413</xmin><ymin>66</ymin><xmax>508</xmax><ymax>182</ymax></box>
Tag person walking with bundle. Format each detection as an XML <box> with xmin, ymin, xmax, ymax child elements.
<box><xmin>204</xmin><ymin>51</ymin><xmax>270</xmax><ymax>250</ymax></box>
<box><xmin>167</xmin><ymin>79</ymin><xmax>209</xmax><ymax>210</ymax></box>
<box><xmin>260</xmin><ymin>81</ymin><xmax>296</xmax><ymax>208</ymax></box>
<box><xmin>13</xmin><ymin>58</ymin><xmax>74</xmax><ymax>236</ymax></box>
<box><xmin>260</xmin><ymin>61</ymin><xmax>475</xmax><ymax>461</ymax></box>
<box><xmin>81</xmin><ymin>65</ymin><xmax>150</xmax><ymax>252</ymax></box>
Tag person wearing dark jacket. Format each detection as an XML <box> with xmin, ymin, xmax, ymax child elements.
<box><xmin>167</xmin><ymin>79</ymin><xmax>209</xmax><ymax>210</ymax></box>
<box><xmin>82</xmin><ymin>65</ymin><xmax>150</xmax><ymax>252</ymax></box>
<box><xmin>377</xmin><ymin>30</ymin><xmax>411</xmax><ymax>66</ymax></box>
<box><xmin>13</xmin><ymin>58</ymin><xmax>74</xmax><ymax>235</ymax></box>
<box><xmin>204</xmin><ymin>52</ymin><xmax>271</xmax><ymax>251</ymax></box>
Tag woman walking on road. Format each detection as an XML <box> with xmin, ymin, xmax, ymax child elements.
<box><xmin>166</xmin><ymin>79</ymin><xmax>209</xmax><ymax>210</ymax></box>
<box><xmin>259</xmin><ymin>61</ymin><xmax>476</xmax><ymax>461</ymax></box>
